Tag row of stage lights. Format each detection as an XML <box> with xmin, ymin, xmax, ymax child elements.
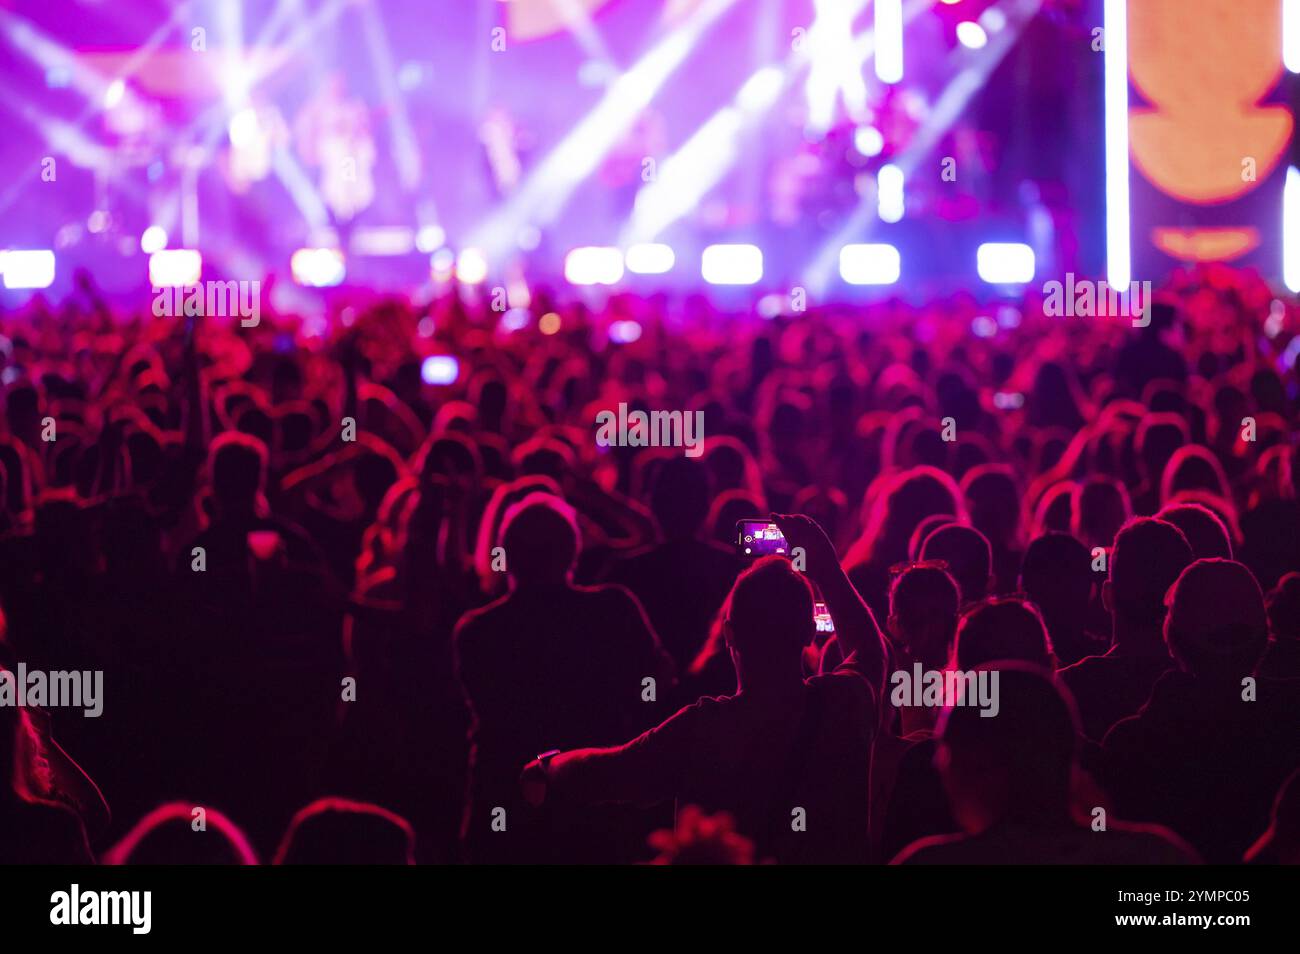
<box><xmin>0</xmin><ymin>239</ymin><xmax>1038</xmax><ymax>290</ymax></box>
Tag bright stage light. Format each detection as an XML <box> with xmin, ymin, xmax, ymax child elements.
<box><xmin>455</xmin><ymin>248</ymin><xmax>489</xmax><ymax>285</ymax></box>
<box><xmin>803</xmin><ymin>0</ymin><xmax>871</xmax><ymax>135</ymax></box>
<box><xmin>1285</xmin><ymin>168</ymin><xmax>1300</xmax><ymax>292</ymax></box>
<box><xmin>416</xmin><ymin>225</ymin><xmax>446</xmax><ymax>253</ymax></box>
<box><xmin>140</xmin><ymin>225</ymin><xmax>168</xmax><ymax>254</ymax></box>
<box><xmin>875</xmin><ymin>0</ymin><xmax>904</xmax><ymax>84</ymax></box>
<box><xmin>1</xmin><ymin>250</ymin><xmax>55</xmax><ymax>289</ymax></box>
<box><xmin>956</xmin><ymin>22</ymin><xmax>988</xmax><ymax>49</ymax></box>
<box><xmin>977</xmin><ymin>243</ymin><xmax>1035</xmax><ymax>284</ymax></box>
<box><xmin>878</xmin><ymin>164</ymin><xmax>905</xmax><ymax>223</ymax></box>
<box><xmin>702</xmin><ymin>244</ymin><xmax>762</xmax><ymax>285</ymax></box>
<box><xmin>228</xmin><ymin>108</ymin><xmax>260</xmax><ymax>149</ymax></box>
<box><xmin>804</xmin><ymin>0</ymin><xmax>1040</xmax><ymax>297</ymax></box>
<box><xmin>1104</xmin><ymin>0</ymin><xmax>1131</xmax><ymax>289</ymax></box>
<box><xmin>469</xmin><ymin>0</ymin><xmax>741</xmax><ymax>257</ymax></box>
<box><xmin>564</xmin><ymin>246</ymin><xmax>624</xmax><ymax>285</ymax></box>
<box><xmin>625</xmin><ymin>243</ymin><xmax>675</xmax><ymax>274</ymax></box>
<box><xmin>609</xmin><ymin>319</ymin><xmax>643</xmax><ymax>344</ymax></box>
<box><xmin>420</xmin><ymin>355</ymin><xmax>459</xmax><ymax>386</ymax></box>
<box><xmin>979</xmin><ymin>8</ymin><xmax>1008</xmax><ymax>33</ymax></box>
<box><xmin>290</xmin><ymin>248</ymin><xmax>346</xmax><ymax>287</ymax></box>
<box><xmin>500</xmin><ymin>308</ymin><xmax>531</xmax><ymax>332</ymax></box>
<box><xmin>1287</xmin><ymin>0</ymin><xmax>1300</xmax><ymax>73</ymax></box>
<box><xmin>623</xmin><ymin>60</ymin><xmax>789</xmax><ymax>245</ymax></box>
<box><xmin>854</xmin><ymin>126</ymin><xmax>884</xmax><ymax>157</ymax></box>
<box><xmin>149</xmin><ymin>249</ymin><xmax>201</xmax><ymax>287</ymax></box>
<box><xmin>738</xmin><ymin>67</ymin><xmax>785</xmax><ymax>112</ymax></box>
<box><xmin>103</xmin><ymin>78</ymin><xmax>125</xmax><ymax>109</ymax></box>
<box><xmin>839</xmin><ymin>244</ymin><xmax>901</xmax><ymax>285</ymax></box>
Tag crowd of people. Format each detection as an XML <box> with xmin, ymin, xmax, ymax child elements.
<box><xmin>1</xmin><ymin>262</ymin><xmax>1298</xmax><ymax>865</ymax></box>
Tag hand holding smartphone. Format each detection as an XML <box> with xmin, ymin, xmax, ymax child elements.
<box><xmin>736</xmin><ymin>519</ymin><xmax>789</xmax><ymax>558</ymax></box>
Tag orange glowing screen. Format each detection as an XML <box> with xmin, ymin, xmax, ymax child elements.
<box><xmin>1128</xmin><ymin>0</ymin><xmax>1291</xmax><ymax>206</ymax></box>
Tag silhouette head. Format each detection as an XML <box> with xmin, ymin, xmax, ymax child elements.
<box><xmin>889</xmin><ymin>564</ymin><xmax>960</xmax><ymax>671</ymax></box>
<box><xmin>1104</xmin><ymin>517</ymin><xmax>1193</xmax><ymax>640</ymax></box>
<box><xmin>919</xmin><ymin>523</ymin><xmax>992</xmax><ymax>605</ymax></box>
<box><xmin>499</xmin><ymin>492</ymin><xmax>580</xmax><ymax>588</ymax></box>
<box><xmin>1165</xmin><ymin>559</ymin><xmax>1268</xmax><ymax>679</ymax></box>
<box><xmin>208</xmin><ymin>432</ymin><xmax>268</xmax><ymax>515</ymax></box>
<box><xmin>103</xmin><ymin>803</ymin><xmax>258</xmax><ymax>865</ymax></box>
<box><xmin>1019</xmin><ymin>532</ymin><xmax>1093</xmax><ymax>622</ymax></box>
<box><xmin>937</xmin><ymin>664</ymin><xmax>1080</xmax><ymax>832</ymax></box>
<box><xmin>724</xmin><ymin>556</ymin><xmax>815</xmax><ymax>682</ymax></box>
<box><xmin>864</xmin><ymin>466</ymin><xmax>964</xmax><ymax>564</ymax></box>
<box><xmin>954</xmin><ymin>598</ymin><xmax>1054</xmax><ymax>670</ymax></box>
<box><xmin>1072</xmin><ymin>477</ymin><xmax>1132</xmax><ymax>551</ymax></box>
<box><xmin>1137</xmin><ymin>414</ymin><xmax>1188</xmax><ymax>483</ymax></box>
<box><xmin>1156</xmin><ymin>502</ymin><xmax>1232</xmax><ymax>560</ymax></box>
<box><xmin>274</xmin><ymin>798</ymin><xmax>416</xmax><ymax>865</ymax></box>
<box><xmin>1160</xmin><ymin>445</ymin><xmax>1230</xmax><ymax>505</ymax></box>
<box><xmin>961</xmin><ymin>464</ymin><xmax>1022</xmax><ymax>549</ymax></box>
<box><xmin>650</xmin><ymin>456</ymin><xmax>711</xmax><ymax>540</ymax></box>
<box><xmin>907</xmin><ymin>512</ymin><xmax>956</xmax><ymax>560</ymax></box>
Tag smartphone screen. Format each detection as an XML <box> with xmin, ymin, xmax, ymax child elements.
<box><xmin>814</xmin><ymin>602</ymin><xmax>835</xmax><ymax>634</ymax></box>
<box><xmin>737</xmin><ymin>519</ymin><xmax>788</xmax><ymax>558</ymax></box>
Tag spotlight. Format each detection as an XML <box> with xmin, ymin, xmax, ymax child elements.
<box><xmin>1285</xmin><ymin>168</ymin><xmax>1300</xmax><ymax>293</ymax></box>
<box><xmin>228</xmin><ymin>108</ymin><xmax>260</xmax><ymax>148</ymax></box>
<box><xmin>290</xmin><ymin>248</ymin><xmax>346</xmax><ymax>287</ymax></box>
<box><xmin>737</xmin><ymin>66</ymin><xmax>784</xmax><ymax>112</ymax></box>
<box><xmin>103</xmin><ymin>78</ymin><xmax>125</xmax><ymax>109</ymax></box>
<box><xmin>624</xmin><ymin>243</ymin><xmax>675</xmax><ymax>274</ymax></box>
<box><xmin>420</xmin><ymin>355</ymin><xmax>459</xmax><ymax>385</ymax></box>
<box><xmin>609</xmin><ymin>319</ymin><xmax>643</xmax><ymax>344</ymax></box>
<box><xmin>875</xmin><ymin>0</ymin><xmax>904</xmax><ymax>84</ymax></box>
<box><xmin>976</xmin><ymin>243</ymin><xmax>1036</xmax><ymax>284</ymax></box>
<box><xmin>149</xmin><ymin>249</ymin><xmax>201</xmax><ymax>287</ymax></box>
<box><xmin>140</xmin><ymin>226</ymin><xmax>168</xmax><ymax>255</ymax></box>
<box><xmin>839</xmin><ymin>244</ymin><xmax>901</xmax><ymax>285</ymax></box>
<box><xmin>701</xmin><ymin>244</ymin><xmax>762</xmax><ymax>285</ymax></box>
<box><xmin>501</xmin><ymin>308</ymin><xmax>531</xmax><ymax>332</ymax></box>
<box><xmin>956</xmin><ymin>21</ymin><xmax>988</xmax><ymax>49</ymax></box>
<box><xmin>878</xmin><ymin>164</ymin><xmax>905</xmax><ymax>223</ymax></box>
<box><xmin>415</xmin><ymin>225</ymin><xmax>446</xmax><ymax>253</ymax></box>
<box><xmin>979</xmin><ymin>8</ymin><xmax>1008</xmax><ymax>32</ymax></box>
<box><xmin>1104</xmin><ymin>0</ymin><xmax>1131</xmax><ymax>288</ymax></box>
<box><xmin>1</xmin><ymin>250</ymin><xmax>56</xmax><ymax>289</ymax></box>
<box><xmin>455</xmin><ymin>248</ymin><xmax>489</xmax><ymax>285</ymax></box>
<box><xmin>853</xmin><ymin>126</ymin><xmax>884</xmax><ymax>158</ymax></box>
<box><xmin>564</xmin><ymin>246</ymin><xmax>624</xmax><ymax>285</ymax></box>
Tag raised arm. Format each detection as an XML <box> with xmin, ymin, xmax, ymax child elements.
<box><xmin>772</xmin><ymin>512</ymin><xmax>888</xmax><ymax>698</ymax></box>
<box><xmin>520</xmin><ymin>703</ymin><xmax>699</xmax><ymax>810</ymax></box>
